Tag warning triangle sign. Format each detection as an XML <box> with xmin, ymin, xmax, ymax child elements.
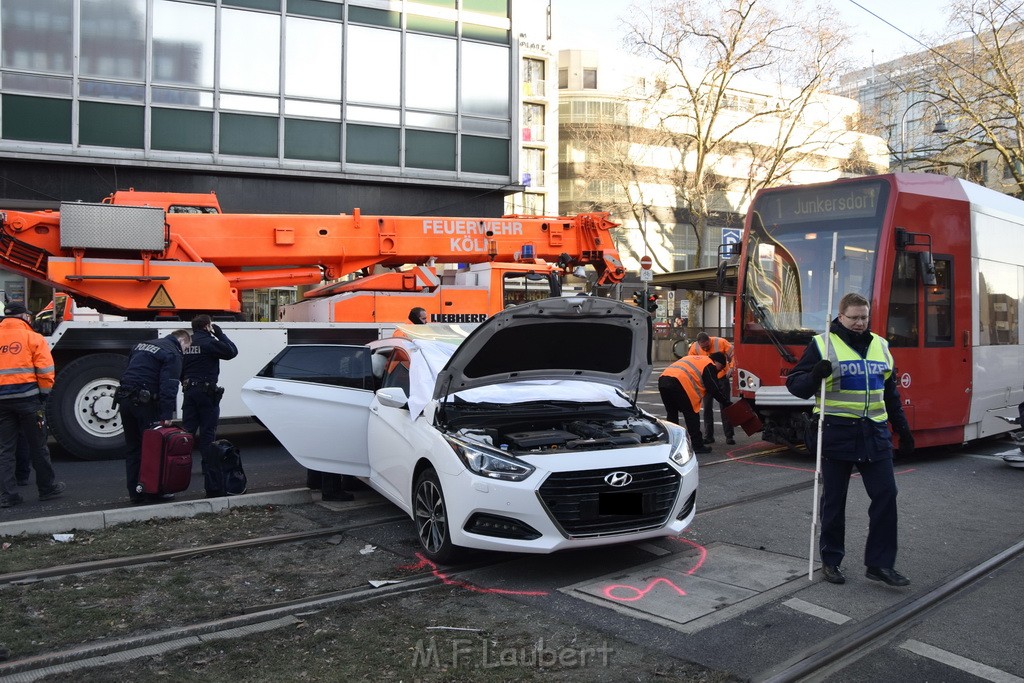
<box><xmin>147</xmin><ymin>285</ymin><xmax>175</xmax><ymax>309</ymax></box>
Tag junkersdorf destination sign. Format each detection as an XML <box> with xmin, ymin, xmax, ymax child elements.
<box><xmin>758</xmin><ymin>181</ymin><xmax>886</xmax><ymax>225</ymax></box>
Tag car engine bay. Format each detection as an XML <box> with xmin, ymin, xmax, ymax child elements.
<box><xmin>452</xmin><ymin>414</ymin><xmax>667</xmax><ymax>455</ymax></box>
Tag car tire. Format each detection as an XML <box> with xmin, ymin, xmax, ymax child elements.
<box><xmin>414</xmin><ymin>468</ymin><xmax>460</xmax><ymax>564</ymax></box>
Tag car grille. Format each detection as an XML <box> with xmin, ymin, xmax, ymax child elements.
<box><xmin>538</xmin><ymin>463</ymin><xmax>681</xmax><ymax>537</ymax></box>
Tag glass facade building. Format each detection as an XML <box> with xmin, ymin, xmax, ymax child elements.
<box><xmin>0</xmin><ymin>0</ymin><xmax>517</xmax><ymax>215</ymax></box>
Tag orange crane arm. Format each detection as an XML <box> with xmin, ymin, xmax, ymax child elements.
<box><xmin>0</xmin><ymin>190</ymin><xmax>625</xmax><ymax>317</ymax></box>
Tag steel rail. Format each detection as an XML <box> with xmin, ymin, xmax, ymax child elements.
<box><xmin>757</xmin><ymin>536</ymin><xmax>1024</xmax><ymax>682</ymax></box>
<box><xmin>0</xmin><ymin>512</ymin><xmax>409</xmax><ymax>586</ymax></box>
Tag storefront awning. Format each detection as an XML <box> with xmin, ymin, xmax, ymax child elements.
<box><xmin>651</xmin><ymin>263</ymin><xmax>737</xmax><ymax>294</ymax></box>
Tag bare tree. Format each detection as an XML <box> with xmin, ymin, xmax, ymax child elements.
<box><xmin>900</xmin><ymin>0</ymin><xmax>1024</xmax><ymax>196</ymax></box>
<box><xmin>594</xmin><ymin>0</ymin><xmax>859</xmax><ymax>322</ymax></box>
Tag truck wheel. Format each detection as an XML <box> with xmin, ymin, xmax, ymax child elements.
<box><xmin>47</xmin><ymin>353</ymin><xmax>129</xmax><ymax>460</ymax></box>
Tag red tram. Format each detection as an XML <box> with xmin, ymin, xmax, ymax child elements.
<box><xmin>733</xmin><ymin>173</ymin><xmax>1023</xmax><ymax>449</ymax></box>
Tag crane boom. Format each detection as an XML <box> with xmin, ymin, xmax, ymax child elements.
<box><xmin>0</xmin><ymin>189</ymin><xmax>625</xmax><ymax>317</ymax></box>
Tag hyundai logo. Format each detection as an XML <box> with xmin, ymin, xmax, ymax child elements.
<box><xmin>604</xmin><ymin>471</ymin><xmax>633</xmax><ymax>487</ymax></box>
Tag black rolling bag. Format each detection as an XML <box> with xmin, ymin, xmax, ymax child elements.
<box><xmin>201</xmin><ymin>439</ymin><xmax>248</xmax><ymax>497</ymax></box>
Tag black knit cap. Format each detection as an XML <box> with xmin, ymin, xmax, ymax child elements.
<box><xmin>4</xmin><ymin>302</ymin><xmax>29</xmax><ymax>316</ymax></box>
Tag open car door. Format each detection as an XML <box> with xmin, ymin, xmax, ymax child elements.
<box><xmin>241</xmin><ymin>345</ymin><xmax>377</xmax><ymax>476</ymax></box>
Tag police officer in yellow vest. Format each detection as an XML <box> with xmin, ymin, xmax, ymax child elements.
<box><xmin>786</xmin><ymin>292</ymin><xmax>914</xmax><ymax>587</ymax></box>
<box><xmin>658</xmin><ymin>352</ymin><xmax>731</xmax><ymax>454</ymax></box>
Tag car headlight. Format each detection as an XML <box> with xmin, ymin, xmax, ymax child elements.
<box><xmin>664</xmin><ymin>421</ymin><xmax>693</xmax><ymax>466</ymax></box>
<box><xmin>444</xmin><ymin>436</ymin><xmax>536</xmax><ymax>482</ymax></box>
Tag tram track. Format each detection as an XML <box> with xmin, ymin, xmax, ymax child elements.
<box><xmin>1</xmin><ymin>465</ymin><xmax>807</xmax><ymax>589</ymax></box>
<box><xmin>757</xmin><ymin>535</ymin><xmax>1024</xmax><ymax>682</ymax></box>
<box><xmin>3</xmin><ymin>444</ymin><xmax>977</xmax><ymax>682</ymax></box>
<box><xmin>0</xmin><ymin>511</ymin><xmax>409</xmax><ymax>587</ymax></box>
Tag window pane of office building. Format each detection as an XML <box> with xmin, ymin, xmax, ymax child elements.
<box><xmin>407</xmin><ymin>130</ymin><xmax>456</xmax><ymax>170</ymax></box>
<box><xmin>406</xmin><ymin>34</ymin><xmax>456</xmax><ymax>112</ymax></box>
<box><xmin>80</xmin><ymin>0</ymin><xmax>146</xmax><ymax>80</ymax></box>
<box><xmin>1</xmin><ymin>94</ymin><xmax>71</xmax><ymax>143</ymax></box>
<box><xmin>80</xmin><ymin>101</ymin><xmax>144</xmax><ymax>148</ymax></box>
<box><xmin>285</xmin><ymin>118</ymin><xmax>341</xmax><ymax>162</ymax></box>
<box><xmin>461</xmin><ymin>42</ymin><xmax>509</xmax><ymax>118</ymax></box>
<box><xmin>221</xmin><ymin>8</ymin><xmax>280</xmax><ymax>94</ymax></box>
<box><xmin>286</xmin><ymin>16</ymin><xmax>342</xmax><ymax>100</ymax></box>
<box><xmin>1</xmin><ymin>0</ymin><xmax>73</xmax><ymax>73</ymax></box>
<box><xmin>220</xmin><ymin>113</ymin><xmax>278</xmax><ymax>157</ymax></box>
<box><xmin>153</xmin><ymin>0</ymin><xmax>215</xmax><ymax>88</ymax></box>
<box><xmin>152</xmin><ymin>108</ymin><xmax>213</xmax><ymax>153</ymax></box>
<box><xmin>347</xmin><ymin>124</ymin><xmax>400</xmax><ymax>166</ymax></box>
<box><xmin>462</xmin><ymin>135</ymin><xmax>508</xmax><ymax>175</ymax></box>
<box><xmin>346</xmin><ymin>26</ymin><xmax>400</xmax><ymax>107</ymax></box>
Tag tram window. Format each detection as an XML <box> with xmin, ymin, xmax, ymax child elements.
<box><xmin>925</xmin><ymin>259</ymin><xmax>953</xmax><ymax>346</ymax></box>
<box><xmin>886</xmin><ymin>252</ymin><xmax>919</xmax><ymax>347</ymax></box>
<box><xmin>977</xmin><ymin>259</ymin><xmax>1017</xmax><ymax>346</ymax></box>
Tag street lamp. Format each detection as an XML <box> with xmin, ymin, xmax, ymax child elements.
<box><xmin>900</xmin><ymin>100</ymin><xmax>948</xmax><ymax>171</ymax></box>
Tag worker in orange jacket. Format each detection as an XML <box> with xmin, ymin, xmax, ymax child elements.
<box><xmin>688</xmin><ymin>332</ymin><xmax>736</xmax><ymax>445</ymax></box>
<box><xmin>0</xmin><ymin>302</ymin><xmax>65</xmax><ymax>508</ymax></box>
<box><xmin>658</xmin><ymin>351</ymin><xmax>731</xmax><ymax>454</ymax></box>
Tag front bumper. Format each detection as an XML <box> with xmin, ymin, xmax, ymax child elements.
<box><xmin>443</xmin><ymin>446</ymin><xmax>698</xmax><ymax>554</ymax></box>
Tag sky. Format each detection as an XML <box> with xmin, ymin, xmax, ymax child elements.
<box><xmin>550</xmin><ymin>0</ymin><xmax>952</xmax><ymax>68</ymax></box>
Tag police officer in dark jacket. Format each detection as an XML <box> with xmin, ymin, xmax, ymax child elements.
<box><xmin>117</xmin><ymin>329</ymin><xmax>191</xmax><ymax>503</ymax></box>
<box><xmin>182</xmin><ymin>315</ymin><xmax>238</xmax><ymax>452</ymax></box>
<box><xmin>786</xmin><ymin>292</ymin><xmax>914</xmax><ymax>587</ymax></box>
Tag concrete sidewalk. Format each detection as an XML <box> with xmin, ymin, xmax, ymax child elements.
<box><xmin>0</xmin><ymin>488</ymin><xmax>315</xmax><ymax>538</ymax></box>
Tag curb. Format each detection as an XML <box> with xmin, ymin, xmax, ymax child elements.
<box><xmin>0</xmin><ymin>488</ymin><xmax>315</xmax><ymax>538</ymax></box>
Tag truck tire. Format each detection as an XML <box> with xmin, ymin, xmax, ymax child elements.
<box><xmin>47</xmin><ymin>353</ymin><xmax>129</xmax><ymax>460</ymax></box>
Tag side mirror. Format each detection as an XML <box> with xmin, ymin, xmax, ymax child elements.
<box><xmin>918</xmin><ymin>252</ymin><xmax>937</xmax><ymax>286</ymax></box>
<box><xmin>376</xmin><ymin>386</ymin><xmax>409</xmax><ymax>409</ymax></box>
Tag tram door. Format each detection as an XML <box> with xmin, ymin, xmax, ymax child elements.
<box><xmin>885</xmin><ymin>253</ymin><xmax>964</xmax><ymax>439</ymax></box>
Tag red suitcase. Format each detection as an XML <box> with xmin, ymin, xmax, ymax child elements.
<box><xmin>138</xmin><ymin>426</ymin><xmax>195</xmax><ymax>495</ymax></box>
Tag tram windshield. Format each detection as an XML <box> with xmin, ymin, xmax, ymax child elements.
<box><xmin>741</xmin><ymin>179</ymin><xmax>889</xmax><ymax>347</ymax></box>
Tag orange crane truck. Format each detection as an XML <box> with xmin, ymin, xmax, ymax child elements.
<box><xmin>0</xmin><ymin>190</ymin><xmax>626</xmax><ymax>459</ymax></box>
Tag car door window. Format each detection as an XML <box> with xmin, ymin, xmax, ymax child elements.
<box><xmin>381</xmin><ymin>348</ymin><xmax>412</xmax><ymax>396</ymax></box>
<box><xmin>257</xmin><ymin>345</ymin><xmax>374</xmax><ymax>389</ymax></box>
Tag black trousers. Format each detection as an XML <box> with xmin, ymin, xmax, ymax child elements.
<box><xmin>183</xmin><ymin>386</ymin><xmax>220</xmax><ymax>451</ymax></box>
<box><xmin>0</xmin><ymin>397</ymin><xmax>57</xmax><ymax>498</ymax></box>
<box><xmin>658</xmin><ymin>376</ymin><xmax>703</xmax><ymax>450</ymax></box>
<box><xmin>119</xmin><ymin>399</ymin><xmax>158</xmax><ymax>497</ymax></box>
<box><xmin>819</xmin><ymin>456</ymin><xmax>898</xmax><ymax>569</ymax></box>
<box><xmin>702</xmin><ymin>375</ymin><xmax>734</xmax><ymax>439</ymax></box>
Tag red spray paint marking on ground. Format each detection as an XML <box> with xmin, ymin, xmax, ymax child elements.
<box><xmin>600</xmin><ymin>536</ymin><xmax>709</xmax><ymax>603</ymax></box>
<box><xmin>602</xmin><ymin>577</ymin><xmax>686</xmax><ymax>602</ymax></box>
<box><xmin>400</xmin><ymin>554</ymin><xmax>549</xmax><ymax>596</ymax></box>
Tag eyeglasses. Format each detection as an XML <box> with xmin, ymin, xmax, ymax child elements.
<box><xmin>841</xmin><ymin>314</ymin><xmax>869</xmax><ymax>322</ymax></box>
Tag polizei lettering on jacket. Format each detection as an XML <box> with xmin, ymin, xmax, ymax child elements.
<box><xmin>839</xmin><ymin>360</ymin><xmax>889</xmax><ymax>376</ymax></box>
<box><xmin>422</xmin><ymin>219</ymin><xmax>524</xmax><ymax>253</ymax></box>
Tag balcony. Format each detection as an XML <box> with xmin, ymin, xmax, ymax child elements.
<box><xmin>521</xmin><ymin>124</ymin><xmax>545</xmax><ymax>143</ymax></box>
<box><xmin>523</xmin><ymin>81</ymin><xmax>546</xmax><ymax>98</ymax></box>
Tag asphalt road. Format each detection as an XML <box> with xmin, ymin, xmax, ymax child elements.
<box><xmin>3</xmin><ymin>372</ymin><xmax>1023</xmax><ymax>681</ymax></box>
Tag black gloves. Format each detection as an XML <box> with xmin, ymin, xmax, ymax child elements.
<box><xmin>897</xmin><ymin>430</ymin><xmax>915</xmax><ymax>457</ymax></box>
<box><xmin>811</xmin><ymin>359</ymin><xmax>833</xmax><ymax>381</ymax></box>
<box><xmin>212</xmin><ymin>324</ymin><xmax>222</xmax><ymax>336</ymax></box>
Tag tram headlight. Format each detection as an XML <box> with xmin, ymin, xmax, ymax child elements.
<box><xmin>737</xmin><ymin>368</ymin><xmax>761</xmax><ymax>392</ymax></box>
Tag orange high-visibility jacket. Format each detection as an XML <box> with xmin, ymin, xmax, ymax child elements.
<box><xmin>688</xmin><ymin>336</ymin><xmax>734</xmax><ymax>379</ymax></box>
<box><xmin>662</xmin><ymin>355</ymin><xmax>715</xmax><ymax>413</ymax></box>
<box><xmin>0</xmin><ymin>317</ymin><xmax>55</xmax><ymax>400</ymax></box>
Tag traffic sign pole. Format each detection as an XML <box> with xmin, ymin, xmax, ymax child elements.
<box><xmin>640</xmin><ymin>255</ymin><xmax>653</xmax><ymax>315</ymax></box>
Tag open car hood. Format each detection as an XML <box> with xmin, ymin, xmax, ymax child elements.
<box><xmin>433</xmin><ymin>296</ymin><xmax>652</xmax><ymax>400</ymax></box>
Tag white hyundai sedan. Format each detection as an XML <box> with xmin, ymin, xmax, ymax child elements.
<box><xmin>242</xmin><ymin>296</ymin><xmax>699</xmax><ymax>563</ymax></box>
